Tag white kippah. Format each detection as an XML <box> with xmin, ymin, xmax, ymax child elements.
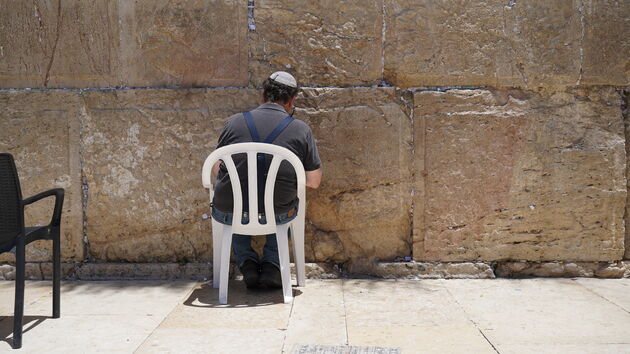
<box><xmin>269</xmin><ymin>71</ymin><xmax>297</xmax><ymax>88</ymax></box>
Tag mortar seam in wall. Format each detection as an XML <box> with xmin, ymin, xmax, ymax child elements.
<box><xmin>247</xmin><ymin>0</ymin><xmax>256</xmax><ymax>32</ymax></box>
<box><xmin>380</xmin><ymin>1</ymin><xmax>386</xmax><ymax>86</ymax></box>
<box><xmin>77</xmin><ymin>90</ymin><xmax>94</xmax><ymax>262</ymax></box>
<box><xmin>0</xmin><ymin>85</ymin><xmax>626</xmax><ymax>92</ymax></box>
<box><xmin>246</xmin><ymin>0</ymin><xmax>256</xmax><ymax>87</ymax></box>
<box><xmin>620</xmin><ymin>87</ymin><xmax>630</xmax><ymax>260</ymax></box>
<box><xmin>576</xmin><ymin>0</ymin><xmax>585</xmax><ymax>86</ymax></box>
<box><xmin>407</xmin><ymin>89</ymin><xmax>415</xmax><ymax>260</ymax></box>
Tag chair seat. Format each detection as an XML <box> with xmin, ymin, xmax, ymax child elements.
<box><xmin>0</xmin><ymin>239</ymin><xmax>15</xmax><ymax>254</ymax></box>
<box><xmin>24</xmin><ymin>226</ymin><xmax>51</xmax><ymax>244</ymax></box>
<box><xmin>0</xmin><ymin>227</ymin><xmax>53</xmax><ymax>254</ymax></box>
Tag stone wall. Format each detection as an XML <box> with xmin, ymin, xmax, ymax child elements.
<box><xmin>0</xmin><ymin>0</ymin><xmax>628</xmax><ymax>272</ymax></box>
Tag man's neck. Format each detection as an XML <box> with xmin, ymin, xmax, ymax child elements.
<box><xmin>266</xmin><ymin>101</ymin><xmax>291</xmax><ymax>114</ymax></box>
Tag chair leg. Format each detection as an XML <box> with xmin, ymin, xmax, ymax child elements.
<box><xmin>52</xmin><ymin>230</ymin><xmax>61</xmax><ymax>318</ymax></box>
<box><xmin>291</xmin><ymin>219</ymin><xmax>306</xmax><ymax>287</ymax></box>
<box><xmin>276</xmin><ymin>225</ymin><xmax>293</xmax><ymax>303</ymax></box>
<box><xmin>218</xmin><ymin>226</ymin><xmax>233</xmax><ymax>305</ymax></box>
<box><xmin>212</xmin><ymin>220</ymin><xmax>223</xmax><ymax>289</ymax></box>
<box><xmin>13</xmin><ymin>240</ymin><xmax>25</xmax><ymax>349</ymax></box>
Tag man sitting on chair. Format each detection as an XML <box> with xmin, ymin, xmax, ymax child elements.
<box><xmin>211</xmin><ymin>71</ymin><xmax>322</xmax><ymax>289</ymax></box>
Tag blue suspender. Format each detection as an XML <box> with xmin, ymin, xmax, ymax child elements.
<box><xmin>242</xmin><ymin>111</ymin><xmax>294</xmax><ymax>212</ymax></box>
<box><xmin>243</xmin><ymin>112</ymin><xmax>261</xmax><ymax>142</ymax></box>
<box><xmin>263</xmin><ymin>116</ymin><xmax>295</xmax><ymax>143</ymax></box>
<box><xmin>243</xmin><ymin>111</ymin><xmax>294</xmax><ymax>144</ymax></box>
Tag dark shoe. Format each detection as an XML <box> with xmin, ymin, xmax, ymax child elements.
<box><xmin>240</xmin><ymin>260</ymin><xmax>260</xmax><ymax>289</ymax></box>
<box><xmin>259</xmin><ymin>262</ymin><xmax>283</xmax><ymax>289</ymax></box>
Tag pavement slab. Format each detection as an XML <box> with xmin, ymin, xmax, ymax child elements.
<box><xmin>0</xmin><ymin>281</ymin><xmax>53</xmax><ymax>317</ymax></box>
<box><xmin>574</xmin><ymin>278</ymin><xmax>630</xmax><ymax>313</ymax></box>
<box><xmin>443</xmin><ymin>278</ymin><xmax>630</xmax><ymax>348</ymax></box>
<box><xmin>1</xmin><ymin>278</ymin><xmax>629</xmax><ymax>353</ymax></box>
<box><xmin>342</xmin><ymin>280</ymin><xmax>495</xmax><ymax>353</ymax></box>
<box><xmin>26</xmin><ymin>281</ymin><xmax>197</xmax><ymax>316</ymax></box>
<box><xmin>283</xmin><ymin>280</ymin><xmax>347</xmax><ymax>350</ymax></box>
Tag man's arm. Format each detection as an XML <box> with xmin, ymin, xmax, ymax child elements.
<box><xmin>211</xmin><ymin>160</ymin><xmax>221</xmax><ymax>185</ymax></box>
<box><xmin>305</xmin><ymin>168</ymin><xmax>322</xmax><ymax>189</ymax></box>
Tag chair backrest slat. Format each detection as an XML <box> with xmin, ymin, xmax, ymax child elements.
<box><xmin>246</xmin><ymin>151</ymin><xmax>258</xmax><ymax>218</ymax></box>
<box><xmin>221</xmin><ymin>155</ymin><xmax>244</xmax><ymax>227</ymax></box>
<box><xmin>202</xmin><ymin>143</ymin><xmax>306</xmax><ymax>236</ymax></box>
<box><xmin>264</xmin><ymin>155</ymin><xmax>283</xmax><ymax>225</ymax></box>
<box><xmin>0</xmin><ymin>153</ymin><xmax>23</xmax><ymax>246</ymax></box>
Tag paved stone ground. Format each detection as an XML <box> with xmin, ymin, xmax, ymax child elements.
<box><xmin>0</xmin><ymin>278</ymin><xmax>629</xmax><ymax>353</ymax></box>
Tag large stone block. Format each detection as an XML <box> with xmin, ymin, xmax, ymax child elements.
<box><xmin>0</xmin><ymin>0</ymin><xmax>119</xmax><ymax>88</ymax></box>
<box><xmin>413</xmin><ymin>87</ymin><xmax>626</xmax><ymax>262</ymax></box>
<box><xmin>0</xmin><ymin>90</ymin><xmax>83</xmax><ymax>261</ymax></box>
<box><xmin>81</xmin><ymin>88</ymin><xmax>260</xmax><ymax>262</ymax></box>
<box><xmin>119</xmin><ymin>0</ymin><xmax>248</xmax><ymax>88</ymax></box>
<box><xmin>579</xmin><ymin>1</ymin><xmax>630</xmax><ymax>86</ymax></box>
<box><xmin>0</xmin><ymin>0</ymin><xmax>248</xmax><ymax>89</ymax></box>
<box><xmin>384</xmin><ymin>0</ymin><xmax>597</xmax><ymax>88</ymax></box>
<box><xmin>296</xmin><ymin>88</ymin><xmax>413</xmax><ymax>263</ymax></box>
<box><xmin>249</xmin><ymin>0</ymin><xmax>383</xmax><ymax>87</ymax></box>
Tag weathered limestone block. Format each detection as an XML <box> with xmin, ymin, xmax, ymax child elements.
<box><xmin>371</xmin><ymin>262</ymin><xmax>495</xmax><ymax>279</ymax></box>
<box><xmin>0</xmin><ymin>0</ymin><xmax>119</xmax><ymax>88</ymax></box>
<box><xmin>296</xmin><ymin>88</ymin><xmax>413</xmax><ymax>263</ymax></box>
<box><xmin>249</xmin><ymin>0</ymin><xmax>383</xmax><ymax>86</ymax></box>
<box><xmin>119</xmin><ymin>0</ymin><xmax>248</xmax><ymax>88</ymax></box>
<box><xmin>0</xmin><ymin>0</ymin><xmax>248</xmax><ymax>88</ymax></box>
<box><xmin>74</xmin><ymin>262</ymin><xmax>212</xmax><ymax>280</ymax></box>
<box><xmin>0</xmin><ymin>90</ymin><xmax>83</xmax><ymax>261</ymax></box>
<box><xmin>495</xmin><ymin>261</ymin><xmax>630</xmax><ymax>278</ymax></box>
<box><xmin>579</xmin><ymin>1</ymin><xmax>630</xmax><ymax>85</ymax></box>
<box><xmin>413</xmin><ymin>87</ymin><xmax>625</xmax><ymax>262</ymax></box>
<box><xmin>384</xmin><ymin>0</ymin><xmax>608</xmax><ymax>88</ymax></box>
<box><xmin>81</xmin><ymin>88</ymin><xmax>260</xmax><ymax>262</ymax></box>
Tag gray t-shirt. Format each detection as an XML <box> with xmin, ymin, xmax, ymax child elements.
<box><xmin>213</xmin><ymin>102</ymin><xmax>321</xmax><ymax>214</ymax></box>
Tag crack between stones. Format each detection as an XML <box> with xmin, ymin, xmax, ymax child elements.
<box><xmin>621</xmin><ymin>88</ymin><xmax>630</xmax><ymax>260</ymax></box>
<box><xmin>444</xmin><ymin>286</ymin><xmax>501</xmax><ymax>353</ymax></box>
<box><xmin>43</xmin><ymin>0</ymin><xmax>63</xmax><ymax>88</ymax></box>
<box><xmin>133</xmin><ymin>284</ymin><xmax>196</xmax><ymax>353</ymax></box>
<box><xmin>280</xmin><ymin>289</ymin><xmax>296</xmax><ymax>353</ymax></box>
<box><xmin>574</xmin><ymin>281</ymin><xmax>630</xmax><ymax>315</ymax></box>
<box><xmin>329</xmin><ymin>181</ymin><xmax>396</xmax><ymax>201</ymax></box>
<box><xmin>0</xmin><ymin>85</ymin><xmax>522</xmax><ymax>93</ymax></box>
<box><xmin>380</xmin><ymin>1</ymin><xmax>387</xmax><ymax>86</ymax></box>
<box><xmin>410</xmin><ymin>85</ymin><xmax>489</xmax><ymax>93</ymax></box>
<box><xmin>404</xmin><ymin>89</ymin><xmax>415</xmax><ymax>259</ymax></box>
<box><xmin>341</xmin><ymin>280</ymin><xmax>350</xmax><ymax>345</ymax></box>
<box><xmin>184</xmin><ymin>233</ymin><xmax>200</xmax><ymax>261</ymax></box>
<box><xmin>576</xmin><ymin>0</ymin><xmax>586</xmax><ymax>86</ymax></box>
<box><xmin>78</xmin><ymin>92</ymin><xmax>94</xmax><ymax>262</ymax></box>
<box><xmin>247</xmin><ymin>0</ymin><xmax>255</xmax><ymax>32</ymax></box>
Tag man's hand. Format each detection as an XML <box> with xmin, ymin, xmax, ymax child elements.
<box><xmin>306</xmin><ymin>168</ymin><xmax>322</xmax><ymax>189</ymax></box>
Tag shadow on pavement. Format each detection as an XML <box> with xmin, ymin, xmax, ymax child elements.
<box><xmin>183</xmin><ymin>281</ymin><xmax>302</xmax><ymax>308</ymax></box>
<box><xmin>0</xmin><ymin>315</ymin><xmax>49</xmax><ymax>347</ymax></box>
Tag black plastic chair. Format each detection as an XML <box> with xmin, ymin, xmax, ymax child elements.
<box><xmin>0</xmin><ymin>153</ymin><xmax>64</xmax><ymax>349</ymax></box>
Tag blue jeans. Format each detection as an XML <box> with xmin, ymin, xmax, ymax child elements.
<box><xmin>211</xmin><ymin>205</ymin><xmax>297</xmax><ymax>269</ymax></box>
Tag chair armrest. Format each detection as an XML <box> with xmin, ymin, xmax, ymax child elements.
<box><xmin>22</xmin><ymin>188</ymin><xmax>65</xmax><ymax>227</ymax></box>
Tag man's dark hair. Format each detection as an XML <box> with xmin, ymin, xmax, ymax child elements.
<box><xmin>263</xmin><ymin>78</ymin><xmax>299</xmax><ymax>104</ymax></box>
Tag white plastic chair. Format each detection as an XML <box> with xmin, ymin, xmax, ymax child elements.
<box><xmin>202</xmin><ymin>143</ymin><xmax>306</xmax><ymax>304</ymax></box>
